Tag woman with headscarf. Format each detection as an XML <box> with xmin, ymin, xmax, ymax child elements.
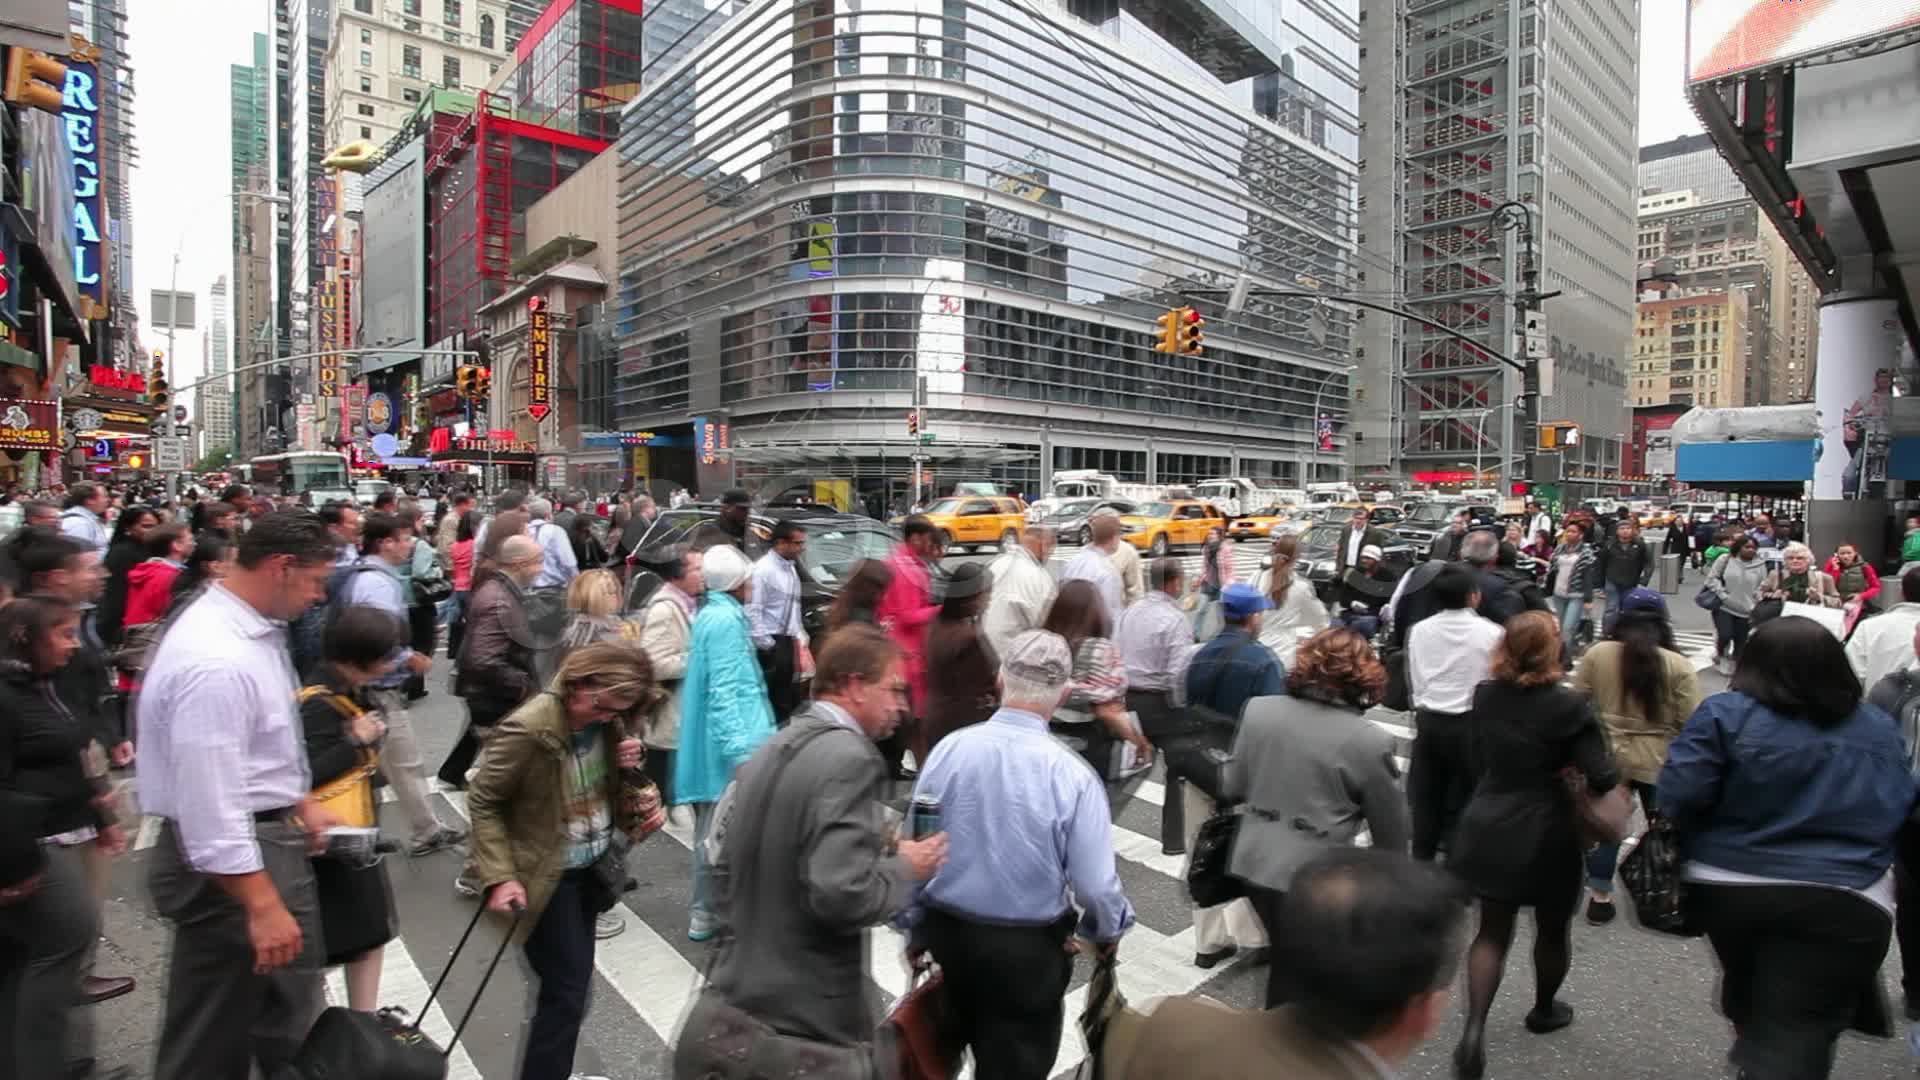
<box><xmin>673</xmin><ymin>544</ymin><xmax>776</xmax><ymax>942</ymax></box>
<box><xmin>921</xmin><ymin>562</ymin><xmax>998</xmax><ymax>755</ymax></box>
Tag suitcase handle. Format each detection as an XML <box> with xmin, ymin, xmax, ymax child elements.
<box><xmin>414</xmin><ymin>898</ymin><xmax>525</xmax><ymax>1056</ymax></box>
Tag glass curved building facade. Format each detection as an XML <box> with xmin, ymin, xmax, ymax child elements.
<box><xmin>615</xmin><ymin>0</ymin><xmax>1360</xmax><ymax>499</ymax></box>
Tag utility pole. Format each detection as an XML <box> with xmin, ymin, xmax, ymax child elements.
<box><xmin>1489</xmin><ymin>201</ymin><xmax>1561</xmax><ymax>495</ymax></box>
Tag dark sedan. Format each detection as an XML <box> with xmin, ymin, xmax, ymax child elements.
<box><xmin>624</xmin><ymin>504</ymin><xmax>899</xmax><ymax>641</ymax></box>
<box><xmin>1040</xmin><ymin>497</ymin><xmax>1138</xmax><ymax>546</ymax></box>
<box><xmin>1290</xmin><ymin>521</ymin><xmax>1418</xmax><ymax>604</ymax></box>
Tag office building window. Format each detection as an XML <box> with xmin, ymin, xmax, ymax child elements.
<box><xmin>360</xmin><ymin>126</ymin><xmax>372</xmax><ymax>139</ymax></box>
<box><xmin>402</xmin><ymin>44</ymin><xmax>421</xmax><ymax>79</ymax></box>
<box><xmin>357</xmin><ymin>103</ymin><xmax>375</xmax><ymax>117</ymax></box>
<box><xmin>360</xmin><ymin>49</ymin><xmax>372</xmax><ymax>67</ymax></box>
<box><xmin>360</xmin><ymin>28</ymin><xmax>372</xmax><ymax>44</ymax></box>
<box><xmin>403</xmin><ymin>0</ymin><xmax>420</xmax><ymax>13</ymax></box>
<box><xmin>353</xmin><ymin>0</ymin><xmax>371</xmax><ymax>10</ymax></box>
<box><xmin>402</xmin><ymin>87</ymin><xmax>421</xmax><ymax>103</ymax></box>
<box><xmin>444</xmin><ymin>0</ymin><xmax>460</xmax><ymax>25</ymax></box>
<box><xmin>359</xmin><ymin>75</ymin><xmax>371</xmax><ymax>92</ymax></box>
<box><xmin>443</xmin><ymin>55</ymin><xmax>460</xmax><ymax>88</ymax></box>
<box><xmin>479</xmin><ymin>13</ymin><xmax>494</xmax><ymax>49</ymax></box>
<box><xmin>446</xmin><ymin>28</ymin><xmax>461</xmax><ymax>43</ymax></box>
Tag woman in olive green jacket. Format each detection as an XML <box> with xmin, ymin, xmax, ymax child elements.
<box><xmin>467</xmin><ymin>641</ymin><xmax>655</xmax><ymax>1080</ymax></box>
<box><xmin>1570</xmin><ymin>589</ymin><xmax>1701</xmax><ymax>925</ymax></box>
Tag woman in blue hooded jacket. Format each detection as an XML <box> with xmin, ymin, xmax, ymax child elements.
<box><xmin>1660</xmin><ymin>614</ymin><xmax>1918</xmax><ymax>1080</ymax></box>
<box><xmin>672</xmin><ymin>543</ymin><xmax>775</xmax><ymax>941</ymax></box>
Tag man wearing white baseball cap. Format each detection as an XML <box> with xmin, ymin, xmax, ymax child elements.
<box><xmin>1335</xmin><ymin>544</ymin><xmax>1398</xmax><ymax>640</ymax></box>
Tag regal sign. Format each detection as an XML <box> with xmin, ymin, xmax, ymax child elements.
<box><xmin>61</xmin><ymin>53</ymin><xmax>106</xmax><ymax>320</ymax></box>
<box><xmin>88</xmin><ymin>364</ymin><xmax>145</xmax><ymax>395</ymax></box>
<box><xmin>526</xmin><ymin>296</ymin><xmax>552</xmax><ymax>421</ymax></box>
<box><xmin>0</xmin><ymin>398</ymin><xmax>61</xmax><ymax>452</ymax></box>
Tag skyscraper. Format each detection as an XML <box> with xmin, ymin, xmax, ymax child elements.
<box><xmin>202</xmin><ymin>277</ymin><xmax>234</xmax><ymax>457</ymax></box>
<box><xmin>232</xmin><ymin>30</ymin><xmax>279</xmax><ymax>456</ymax></box>
<box><xmin>68</xmin><ymin>0</ymin><xmax>139</xmax><ymax>368</ymax></box>
<box><xmin>1357</xmin><ymin>0</ymin><xmax>1639</xmax><ymax>495</ymax></box>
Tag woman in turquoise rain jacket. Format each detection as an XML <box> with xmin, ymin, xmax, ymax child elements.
<box><xmin>672</xmin><ymin>544</ymin><xmax>775</xmax><ymax>940</ymax></box>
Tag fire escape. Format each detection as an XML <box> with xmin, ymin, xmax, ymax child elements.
<box><xmin>1399</xmin><ymin>0</ymin><xmax>1516</xmax><ymax>466</ymax></box>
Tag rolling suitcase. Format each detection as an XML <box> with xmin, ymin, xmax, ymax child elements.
<box><xmin>284</xmin><ymin>900</ymin><xmax>523</xmax><ymax>1080</ymax></box>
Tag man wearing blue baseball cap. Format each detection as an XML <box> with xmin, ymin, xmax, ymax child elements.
<box><xmin>1180</xmin><ymin>582</ymin><xmax>1286</xmax><ymax>968</ymax></box>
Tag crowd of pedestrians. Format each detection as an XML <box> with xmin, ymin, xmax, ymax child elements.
<box><xmin>10</xmin><ymin>480</ymin><xmax>1920</xmax><ymax>1080</ymax></box>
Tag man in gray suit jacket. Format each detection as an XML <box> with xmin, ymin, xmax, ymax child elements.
<box><xmin>676</xmin><ymin>625</ymin><xmax>947</xmax><ymax>1074</ymax></box>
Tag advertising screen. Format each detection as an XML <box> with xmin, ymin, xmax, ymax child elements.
<box><xmin>1688</xmin><ymin>0</ymin><xmax>1920</xmax><ymax>83</ymax></box>
<box><xmin>359</xmin><ymin>139</ymin><xmax>426</xmax><ymax>370</ymax></box>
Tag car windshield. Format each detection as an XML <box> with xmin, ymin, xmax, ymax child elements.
<box><xmin>1132</xmin><ymin>502</ymin><xmax>1173</xmax><ymax>518</ymax></box>
<box><xmin>1251</xmin><ymin>506</ymin><xmax>1284</xmax><ymax>518</ymax></box>
<box><xmin>1302</xmin><ymin>523</ymin><xmax>1345</xmax><ymax>549</ymax></box>
<box><xmin>923</xmin><ymin>498</ymin><xmax>964</xmax><ymax>515</ymax></box>
<box><xmin>1046</xmin><ymin>499</ymin><xmax>1099</xmax><ymax>520</ymax></box>
<box><xmin>1405</xmin><ymin>503</ymin><xmax>1455</xmax><ymax>526</ymax></box>
<box><xmin>802</xmin><ymin>525</ymin><xmax>897</xmax><ymax>586</ymax></box>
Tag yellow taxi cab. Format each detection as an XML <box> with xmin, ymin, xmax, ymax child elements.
<box><xmin>1227</xmin><ymin>505</ymin><xmax>1302</xmax><ymax>541</ymax></box>
<box><xmin>917</xmin><ymin>495</ymin><xmax>1028</xmax><ymax>552</ymax></box>
<box><xmin>1121</xmin><ymin>499</ymin><xmax>1227</xmax><ymax>556</ymax></box>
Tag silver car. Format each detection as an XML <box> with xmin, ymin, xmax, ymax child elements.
<box><xmin>1041</xmin><ymin>497</ymin><xmax>1138</xmax><ymax>546</ymax></box>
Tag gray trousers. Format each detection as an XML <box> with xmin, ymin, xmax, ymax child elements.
<box><xmin>0</xmin><ymin>841</ymin><xmax>96</xmax><ymax>1078</ymax></box>
<box><xmin>147</xmin><ymin>819</ymin><xmax>326</xmax><ymax>1080</ymax></box>
<box><xmin>370</xmin><ymin>689</ymin><xmax>446</xmax><ymax>843</ymax></box>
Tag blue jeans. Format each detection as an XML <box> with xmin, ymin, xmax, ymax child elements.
<box><xmin>690</xmin><ymin>801</ymin><xmax>716</xmax><ymax>923</ymax></box>
<box><xmin>521</xmin><ymin>869</ymin><xmax>597</xmax><ymax>1080</ymax></box>
<box><xmin>1549</xmin><ymin>594</ymin><xmax>1585</xmax><ymax>653</ymax></box>
<box><xmin>1603</xmin><ymin>582</ymin><xmax>1628</xmax><ymax>634</ymax></box>
<box><xmin>1333</xmin><ymin>611</ymin><xmax>1380</xmax><ymax>639</ymax></box>
<box><xmin>1587</xmin><ymin>781</ymin><xmax>1656</xmax><ymax>894</ymax></box>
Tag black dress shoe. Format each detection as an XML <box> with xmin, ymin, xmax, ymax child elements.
<box><xmin>1194</xmin><ymin>945</ymin><xmax>1237</xmax><ymax>969</ymax></box>
<box><xmin>1584</xmin><ymin>896</ymin><xmax>1617</xmax><ymax>925</ymax></box>
<box><xmin>1524</xmin><ymin>1000</ymin><xmax>1575</xmax><ymax>1034</ymax></box>
<box><xmin>81</xmin><ymin>975</ymin><xmax>135</xmax><ymax>1004</ymax></box>
<box><xmin>1452</xmin><ymin>1026</ymin><xmax>1486</xmax><ymax>1080</ymax></box>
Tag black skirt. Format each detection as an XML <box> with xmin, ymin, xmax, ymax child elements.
<box><xmin>312</xmin><ymin>855</ymin><xmax>398</xmax><ymax>965</ymax></box>
<box><xmin>1447</xmin><ymin>786</ymin><xmax>1584</xmax><ymax>909</ymax></box>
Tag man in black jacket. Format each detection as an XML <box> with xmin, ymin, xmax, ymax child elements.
<box><xmin>1427</xmin><ymin>509</ymin><xmax>1470</xmax><ymax>562</ymax></box>
<box><xmin>1461</xmin><ymin>529</ymin><xmax>1526</xmax><ymax>626</ymax></box>
<box><xmin>1334</xmin><ymin>506</ymin><xmax>1394</xmax><ymax>578</ymax></box>
<box><xmin>1596</xmin><ymin>519</ymin><xmax>1655</xmax><ymax>633</ymax></box>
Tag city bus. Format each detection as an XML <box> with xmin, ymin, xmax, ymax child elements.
<box><xmin>248</xmin><ymin>451</ymin><xmax>354</xmax><ymax>506</ymax></box>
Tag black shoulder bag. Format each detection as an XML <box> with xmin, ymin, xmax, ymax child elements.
<box><xmin>1160</xmin><ymin>635</ymin><xmax>1255</xmax><ymax>804</ymax></box>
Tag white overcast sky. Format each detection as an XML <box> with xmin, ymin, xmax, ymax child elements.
<box><xmin>124</xmin><ymin>1</ymin><xmax>1702</xmax><ymax>406</ymax></box>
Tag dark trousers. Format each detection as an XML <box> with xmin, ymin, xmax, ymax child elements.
<box><xmin>520</xmin><ymin>870</ymin><xmax>598</xmax><ymax>1080</ymax></box>
<box><xmin>148</xmin><ymin>819</ymin><xmax>325</xmax><ymax>1080</ymax></box>
<box><xmin>1408</xmin><ymin>709</ymin><xmax>1474</xmax><ymax>861</ymax></box>
<box><xmin>1694</xmin><ymin>882</ymin><xmax>1893</xmax><ymax>1080</ymax></box>
<box><xmin>1128</xmin><ymin>688</ymin><xmax>1183</xmax><ymax>854</ymax></box>
<box><xmin>439</xmin><ymin>699</ymin><xmax>514</xmax><ymax>788</ymax></box>
<box><xmin>1895</xmin><ymin>828</ymin><xmax>1920</xmax><ymax>1019</ymax></box>
<box><xmin>446</xmin><ymin>590</ymin><xmax>470</xmax><ymax>666</ymax></box>
<box><xmin>1713</xmin><ymin>608</ymin><xmax>1752</xmax><ymax>661</ymax></box>
<box><xmin>757</xmin><ymin>635</ymin><xmax>798</xmax><ymax>727</ymax></box>
<box><xmin>1246</xmin><ymin>885</ymin><xmax>1290</xmax><ymax>1008</ymax></box>
<box><xmin>923</xmin><ymin>909</ymin><xmax>1074</xmax><ymax>1080</ymax></box>
<box><xmin>0</xmin><ymin>842</ymin><xmax>96</xmax><ymax>1078</ymax></box>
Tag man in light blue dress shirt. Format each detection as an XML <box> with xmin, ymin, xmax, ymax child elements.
<box><xmin>524</xmin><ymin>496</ymin><xmax>580</xmax><ymax>588</ymax></box>
<box><xmin>904</xmin><ymin>630</ymin><xmax>1134</xmax><ymax>1080</ymax></box>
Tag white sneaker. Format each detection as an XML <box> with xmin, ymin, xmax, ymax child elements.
<box><xmin>454</xmin><ymin>871</ymin><xmax>480</xmax><ymax>899</ymax></box>
<box><xmin>594</xmin><ymin>911</ymin><xmax>626</xmax><ymax>940</ymax></box>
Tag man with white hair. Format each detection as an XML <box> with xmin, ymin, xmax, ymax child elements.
<box><xmin>523</xmin><ymin>496</ymin><xmax>580</xmax><ymax>588</ymax></box>
<box><xmin>904</xmin><ymin>630</ymin><xmax>1135</xmax><ymax>1079</ymax></box>
<box><xmin>982</xmin><ymin>524</ymin><xmax>1057</xmax><ymax>657</ymax></box>
<box><xmin>1058</xmin><ymin>513</ymin><xmax>1126</xmax><ymax>626</ymax></box>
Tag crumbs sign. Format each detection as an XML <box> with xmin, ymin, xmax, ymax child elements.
<box><xmin>0</xmin><ymin>399</ymin><xmax>61</xmax><ymax>452</ymax></box>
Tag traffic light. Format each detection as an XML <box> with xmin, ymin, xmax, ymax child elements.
<box><xmin>1176</xmin><ymin>307</ymin><xmax>1205</xmax><ymax>355</ymax></box>
<box><xmin>1154</xmin><ymin>308</ymin><xmax>1181</xmax><ymax>353</ymax></box>
<box><xmin>475</xmin><ymin>367</ymin><xmax>492</xmax><ymax>397</ymax></box>
<box><xmin>3</xmin><ymin>49</ymin><xmax>68</xmax><ymax>114</ymax></box>
<box><xmin>127</xmin><ymin>454</ymin><xmax>144</xmax><ymax>470</ymax></box>
<box><xmin>455</xmin><ymin>366</ymin><xmax>472</xmax><ymax>397</ymax></box>
<box><xmin>906</xmin><ymin>410</ymin><xmax>919</xmax><ymax>437</ymax></box>
<box><xmin>148</xmin><ymin>352</ymin><xmax>169</xmax><ymax>410</ymax></box>
<box><xmin>1510</xmin><ymin>482</ymin><xmax>1530</xmax><ymax>497</ymax></box>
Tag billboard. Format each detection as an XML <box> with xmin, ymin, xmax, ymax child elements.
<box><xmin>359</xmin><ymin>139</ymin><xmax>426</xmax><ymax>372</ymax></box>
<box><xmin>1688</xmin><ymin>0</ymin><xmax>1920</xmax><ymax>83</ymax></box>
<box><xmin>17</xmin><ymin>109</ymin><xmax>79</xmax><ymax>322</ymax></box>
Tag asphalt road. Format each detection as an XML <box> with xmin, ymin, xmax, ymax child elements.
<box><xmin>78</xmin><ymin>544</ymin><xmax>1920</xmax><ymax>1079</ymax></box>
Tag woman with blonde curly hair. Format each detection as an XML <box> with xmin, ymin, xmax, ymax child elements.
<box><xmin>1446</xmin><ymin>611</ymin><xmax>1623</xmax><ymax>1079</ymax></box>
<box><xmin>1222</xmin><ymin>625</ymin><xmax>1411</xmax><ymax>1007</ymax></box>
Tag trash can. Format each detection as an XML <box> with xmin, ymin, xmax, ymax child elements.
<box><xmin>1659</xmin><ymin>552</ymin><xmax>1683</xmax><ymax>595</ymax></box>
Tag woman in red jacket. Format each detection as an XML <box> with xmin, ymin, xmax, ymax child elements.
<box><xmin>115</xmin><ymin>524</ymin><xmax>193</xmax><ymax>689</ymax></box>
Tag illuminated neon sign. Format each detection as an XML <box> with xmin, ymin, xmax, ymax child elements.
<box><xmin>61</xmin><ymin>56</ymin><xmax>104</xmax><ymax>317</ymax></box>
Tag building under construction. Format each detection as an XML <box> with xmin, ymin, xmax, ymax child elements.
<box><xmin>1356</xmin><ymin>0</ymin><xmax>1638</xmax><ymax>496</ymax></box>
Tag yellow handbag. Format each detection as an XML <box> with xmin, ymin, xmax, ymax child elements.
<box><xmin>300</xmin><ymin>687</ymin><xmax>380</xmax><ymax>829</ymax></box>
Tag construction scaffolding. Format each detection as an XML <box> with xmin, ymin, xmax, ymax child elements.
<box><xmin>1397</xmin><ymin>0</ymin><xmax>1533</xmax><ymax>470</ymax></box>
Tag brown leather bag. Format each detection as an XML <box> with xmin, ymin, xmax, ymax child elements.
<box><xmin>1560</xmin><ymin>766</ymin><xmax>1633</xmax><ymax>848</ymax></box>
<box><xmin>881</xmin><ymin>967</ymin><xmax>964</xmax><ymax>1080</ymax></box>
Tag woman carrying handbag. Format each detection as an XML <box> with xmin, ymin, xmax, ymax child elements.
<box><xmin>1445</xmin><ymin>611</ymin><xmax>1624</xmax><ymax>1079</ymax></box>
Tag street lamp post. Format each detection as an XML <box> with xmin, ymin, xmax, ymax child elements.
<box><xmin>1488</xmin><ymin>201</ymin><xmax>1561</xmax><ymax>495</ymax></box>
<box><xmin>1307</xmin><ymin>366</ymin><xmax>1356</xmax><ymax>486</ymax></box>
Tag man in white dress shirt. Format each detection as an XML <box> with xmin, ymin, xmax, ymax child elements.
<box><xmin>138</xmin><ymin>510</ymin><xmax>341</xmax><ymax>1080</ymax></box>
<box><xmin>524</xmin><ymin>496</ymin><xmax>580</xmax><ymax>589</ymax></box>
<box><xmin>983</xmin><ymin>524</ymin><xmax>1057</xmax><ymax>658</ymax></box>
<box><xmin>748</xmin><ymin>519</ymin><xmax>812</xmax><ymax>726</ymax></box>
<box><xmin>1405</xmin><ymin>564</ymin><xmax>1504</xmax><ymax>861</ymax></box>
<box><xmin>1058</xmin><ymin>514</ymin><xmax>1126</xmax><ymax>627</ymax></box>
